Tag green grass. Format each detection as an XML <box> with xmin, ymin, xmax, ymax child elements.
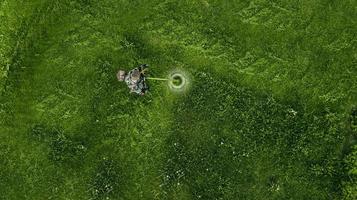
<box><xmin>0</xmin><ymin>0</ymin><xmax>356</xmax><ymax>199</ymax></box>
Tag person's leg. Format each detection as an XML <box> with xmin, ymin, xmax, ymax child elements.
<box><xmin>142</xmin><ymin>81</ymin><xmax>149</xmax><ymax>93</ymax></box>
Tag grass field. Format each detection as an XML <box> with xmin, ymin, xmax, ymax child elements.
<box><xmin>0</xmin><ymin>0</ymin><xmax>356</xmax><ymax>199</ymax></box>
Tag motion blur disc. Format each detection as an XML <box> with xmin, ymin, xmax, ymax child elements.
<box><xmin>167</xmin><ymin>69</ymin><xmax>190</xmax><ymax>93</ymax></box>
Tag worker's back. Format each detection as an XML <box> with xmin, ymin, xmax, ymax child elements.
<box><xmin>118</xmin><ymin>64</ymin><xmax>149</xmax><ymax>95</ymax></box>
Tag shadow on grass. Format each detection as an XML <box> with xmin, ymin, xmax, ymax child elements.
<box><xmin>163</xmin><ymin>70</ymin><xmax>346</xmax><ymax>199</ymax></box>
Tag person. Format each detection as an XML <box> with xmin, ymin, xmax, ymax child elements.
<box><xmin>117</xmin><ymin>64</ymin><xmax>149</xmax><ymax>95</ymax></box>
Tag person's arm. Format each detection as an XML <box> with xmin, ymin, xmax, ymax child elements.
<box><xmin>141</xmin><ymin>68</ymin><xmax>148</xmax><ymax>75</ymax></box>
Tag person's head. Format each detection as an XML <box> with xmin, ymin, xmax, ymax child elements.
<box><xmin>117</xmin><ymin>70</ymin><xmax>126</xmax><ymax>81</ymax></box>
<box><xmin>131</xmin><ymin>69</ymin><xmax>141</xmax><ymax>82</ymax></box>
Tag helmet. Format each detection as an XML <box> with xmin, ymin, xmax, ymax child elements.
<box><xmin>117</xmin><ymin>70</ymin><xmax>126</xmax><ymax>81</ymax></box>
